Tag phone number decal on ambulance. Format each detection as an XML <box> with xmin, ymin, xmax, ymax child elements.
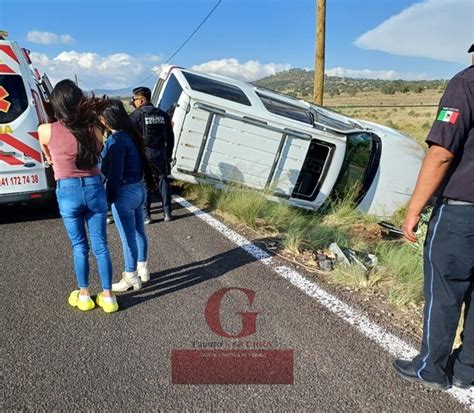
<box><xmin>1</xmin><ymin>174</ymin><xmax>39</xmax><ymax>186</ymax></box>
<box><xmin>0</xmin><ymin>172</ymin><xmax>46</xmax><ymax>193</ymax></box>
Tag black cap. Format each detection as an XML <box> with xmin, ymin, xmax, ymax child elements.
<box><xmin>132</xmin><ymin>86</ymin><xmax>151</xmax><ymax>95</ymax></box>
<box><xmin>469</xmin><ymin>44</ymin><xmax>474</xmax><ymax>53</ymax></box>
<box><xmin>132</xmin><ymin>86</ymin><xmax>151</xmax><ymax>101</ymax></box>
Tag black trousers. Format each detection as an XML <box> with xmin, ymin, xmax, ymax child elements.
<box><xmin>413</xmin><ymin>202</ymin><xmax>474</xmax><ymax>383</ymax></box>
<box><xmin>144</xmin><ymin>148</ymin><xmax>172</xmax><ymax>216</ymax></box>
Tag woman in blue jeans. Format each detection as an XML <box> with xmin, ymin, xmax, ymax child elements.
<box><xmin>38</xmin><ymin>79</ymin><xmax>118</xmax><ymax>313</ymax></box>
<box><xmin>99</xmin><ymin>100</ymin><xmax>157</xmax><ymax>292</ymax></box>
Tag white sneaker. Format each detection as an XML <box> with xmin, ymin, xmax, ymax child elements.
<box><xmin>112</xmin><ymin>271</ymin><xmax>142</xmax><ymax>292</ymax></box>
<box><xmin>137</xmin><ymin>261</ymin><xmax>150</xmax><ymax>282</ymax></box>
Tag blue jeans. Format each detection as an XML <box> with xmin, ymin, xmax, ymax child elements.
<box><xmin>56</xmin><ymin>175</ymin><xmax>113</xmax><ymax>290</ymax></box>
<box><xmin>111</xmin><ymin>182</ymin><xmax>148</xmax><ymax>272</ymax></box>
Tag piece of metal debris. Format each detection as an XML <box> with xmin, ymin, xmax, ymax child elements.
<box><xmin>328</xmin><ymin>243</ymin><xmax>378</xmax><ymax>272</ymax></box>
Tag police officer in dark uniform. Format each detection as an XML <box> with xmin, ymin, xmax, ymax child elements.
<box><xmin>130</xmin><ymin>86</ymin><xmax>175</xmax><ymax>223</ymax></box>
<box><xmin>394</xmin><ymin>45</ymin><xmax>474</xmax><ymax>390</ymax></box>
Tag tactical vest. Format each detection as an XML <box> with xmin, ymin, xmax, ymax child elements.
<box><xmin>142</xmin><ymin>107</ymin><xmax>167</xmax><ymax>150</ymax></box>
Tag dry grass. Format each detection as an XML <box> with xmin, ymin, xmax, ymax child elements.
<box><xmin>320</xmin><ymin>89</ymin><xmax>441</xmax><ymax>147</ymax></box>
<box><xmin>180</xmin><ymin>182</ymin><xmax>425</xmax><ymax>309</ymax></box>
<box><xmin>323</xmin><ymin>89</ymin><xmax>442</xmax><ymax>107</ymax></box>
<box><xmin>336</xmin><ymin>106</ymin><xmax>437</xmax><ymax>147</ymax></box>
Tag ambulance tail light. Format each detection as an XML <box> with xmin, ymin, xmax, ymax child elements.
<box><xmin>30</xmin><ymin>193</ymin><xmax>42</xmax><ymax>199</ymax></box>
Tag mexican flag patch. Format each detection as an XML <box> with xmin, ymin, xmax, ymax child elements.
<box><xmin>437</xmin><ymin>108</ymin><xmax>459</xmax><ymax>124</ymax></box>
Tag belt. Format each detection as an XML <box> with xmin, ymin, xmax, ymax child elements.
<box><xmin>443</xmin><ymin>197</ymin><xmax>474</xmax><ymax>206</ymax></box>
<box><xmin>57</xmin><ymin>175</ymin><xmax>101</xmax><ymax>187</ymax></box>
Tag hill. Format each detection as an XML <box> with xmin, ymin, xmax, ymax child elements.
<box><xmin>253</xmin><ymin>68</ymin><xmax>448</xmax><ymax>99</ymax></box>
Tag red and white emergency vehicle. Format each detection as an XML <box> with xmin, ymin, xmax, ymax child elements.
<box><xmin>0</xmin><ymin>31</ymin><xmax>54</xmax><ymax>205</ymax></box>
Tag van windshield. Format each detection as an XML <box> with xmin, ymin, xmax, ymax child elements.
<box><xmin>330</xmin><ymin>132</ymin><xmax>381</xmax><ymax>204</ymax></box>
<box><xmin>0</xmin><ymin>75</ymin><xmax>28</xmax><ymax>124</ymax></box>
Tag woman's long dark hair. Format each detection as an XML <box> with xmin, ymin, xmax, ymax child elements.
<box><xmin>50</xmin><ymin>79</ymin><xmax>108</xmax><ymax>170</ymax></box>
<box><xmin>100</xmin><ymin>100</ymin><xmax>157</xmax><ymax>191</ymax></box>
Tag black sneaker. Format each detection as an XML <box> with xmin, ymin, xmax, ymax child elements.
<box><xmin>393</xmin><ymin>359</ymin><xmax>450</xmax><ymax>390</ymax></box>
<box><xmin>452</xmin><ymin>376</ymin><xmax>472</xmax><ymax>389</ymax></box>
<box><xmin>164</xmin><ymin>213</ymin><xmax>173</xmax><ymax>222</ymax></box>
<box><xmin>144</xmin><ymin>215</ymin><xmax>152</xmax><ymax>225</ymax></box>
<box><xmin>106</xmin><ymin>217</ymin><xmax>114</xmax><ymax>225</ymax></box>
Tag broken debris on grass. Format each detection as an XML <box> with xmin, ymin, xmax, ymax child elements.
<box><xmin>329</xmin><ymin>243</ymin><xmax>378</xmax><ymax>273</ymax></box>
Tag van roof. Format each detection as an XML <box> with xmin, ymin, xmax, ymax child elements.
<box><xmin>162</xmin><ymin>65</ymin><xmax>363</xmax><ymax>134</ymax></box>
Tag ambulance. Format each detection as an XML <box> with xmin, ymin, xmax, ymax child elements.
<box><xmin>0</xmin><ymin>31</ymin><xmax>54</xmax><ymax>205</ymax></box>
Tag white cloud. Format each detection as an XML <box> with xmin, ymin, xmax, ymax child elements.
<box><xmin>190</xmin><ymin>58</ymin><xmax>292</xmax><ymax>82</ymax></box>
<box><xmin>27</xmin><ymin>30</ymin><xmax>75</xmax><ymax>45</ymax></box>
<box><xmin>30</xmin><ymin>51</ymin><xmax>161</xmax><ymax>90</ymax></box>
<box><xmin>355</xmin><ymin>0</ymin><xmax>473</xmax><ymax>64</ymax></box>
<box><xmin>325</xmin><ymin>67</ymin><xmax>431</xmax><ymax>80</ymax></box>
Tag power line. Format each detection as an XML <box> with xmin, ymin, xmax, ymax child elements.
<box><xmin>116</xmin><ymin>0</ymin><xmax>222</xmax><ymax>93</ymax></box>
<box><xmin>162</xmin><ymin>0</ymin><xmax>222</xmax><ymax>67</ymax></box>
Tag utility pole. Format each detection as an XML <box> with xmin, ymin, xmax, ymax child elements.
<box><xmin>313</xmin><ymin>0</ymin><xmax>326</xmax><ymax>106</ymax></box>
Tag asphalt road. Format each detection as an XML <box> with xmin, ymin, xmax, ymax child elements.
<box><xmin>1</xmin><ymin>199</ymin><xmax>470</xmax><ymax>411</ymax></box>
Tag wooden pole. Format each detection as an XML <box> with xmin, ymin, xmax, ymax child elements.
<box><xmin>313</xmin><ymin>0</ymin><xmax>326</xmax><ymax>106</ymax></box>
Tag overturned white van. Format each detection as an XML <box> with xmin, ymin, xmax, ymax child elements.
<box><xmin>151</xmin><ymin>65</ymin><xmax>425</xmax><ymax>216</ymax></box>
<box><xmin>0</xmin><ymin>31</ymin><xmax>54</xmax><ymax>205</ymax></box>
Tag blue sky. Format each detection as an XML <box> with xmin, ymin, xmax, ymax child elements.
<box><xmin>1</xmin><ymin>0</ymin><xmax>472</xmax><ymax>90</ymax></box>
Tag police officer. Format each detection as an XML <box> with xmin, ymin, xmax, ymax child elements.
<box><xmin>130</xmin><ymin>86</ymin><xmax>174</xmax><ymax>223</ymax></box>
<box><xmin>394</xmin><ymin>45</ymin><xmax>474</xmax><ymax>390</ymax></box>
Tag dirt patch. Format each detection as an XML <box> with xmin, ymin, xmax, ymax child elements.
<box><xmin>349</xmin><ymin>222</ymin><xmax>383</xmax><ymax>244</ymax></box>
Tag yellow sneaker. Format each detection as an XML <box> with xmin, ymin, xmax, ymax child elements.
<box><xmin>96</xmin><ymin>292</ymin><xmax>119</xmax><ymax>313</ymax></box>
<box><xmin>68</xmin><ymin>290</ymin><xmax>95</xmax><ymax>311</ymax></box>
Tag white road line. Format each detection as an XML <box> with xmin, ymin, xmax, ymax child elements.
<box><xmin>174</xmin><ymin>196</ymin><xmax>474</xmax><ymax>409</ymax></box>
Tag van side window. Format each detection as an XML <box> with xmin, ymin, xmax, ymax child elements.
<box><xmin>257</xmin><ymin>93</ymin><xmax>313</xmax><ymax>125</ymax></box>
<box><xmin>0</xmin><ymin>75</ymin><xmax>28</xmax><ymax>123</ymax></box>
<box><xmin>159</xmin><ymin>74</ymin><xmax>183</xmax><ymax>118</ymax></box>
<box><xmin>182</xmin><ymin>72</ymin><xmax>251</xmax><ymax>106</ymax></box>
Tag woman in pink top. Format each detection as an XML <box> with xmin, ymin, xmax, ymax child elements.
<box><xmin>38</xmin><ymin>79</ymin><xmax>117</xmax><ymax>313</ymax></box>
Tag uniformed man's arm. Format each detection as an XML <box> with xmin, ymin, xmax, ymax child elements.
<box><xmin>402</xmin><ymin>75</ymin><xmax>472</xmax><ymax>242</ymax></box>
<box><xmin>164</xmin><ymin>113</ymin><xmax>175</xmax><ymax>159</ymax></box>
<box><xmin>402</xmin><ymin>145</ymin><xmax>454</xmax><ymax>242</ymax></box>
<box><xmin>130</xmin><ymin>109</ymin><xmax>143</xmax><ymax>136</ymax></box>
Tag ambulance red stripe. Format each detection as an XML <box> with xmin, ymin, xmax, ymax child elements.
<box><xmin>0</xmin><ymin>154</ymin><xmax>24</xmax><ymax>165</ymax></box>
<box><xmin>0</xmin><ymin>64</ymin><xmax>15</xmax><ymax>74</ymax></box>
<box><xmin>0</xmin><ymin>45</ymin><xmax>19</xmax><ymax>63</ymax></box>
<box><xmin>0</xmin><ymin>134</ymin><xmax>42</xmax><ymax>163</ymax></box>
<box><xmin>28</xmin><ymin>132</ymin><xmax>39</xmax><ymax>140</ymax></box>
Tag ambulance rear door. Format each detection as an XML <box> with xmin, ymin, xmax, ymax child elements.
<box><xmin>0</xmin><ymin>41</ymin><xmax>51</xmax><ymax>204</ymax></box>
